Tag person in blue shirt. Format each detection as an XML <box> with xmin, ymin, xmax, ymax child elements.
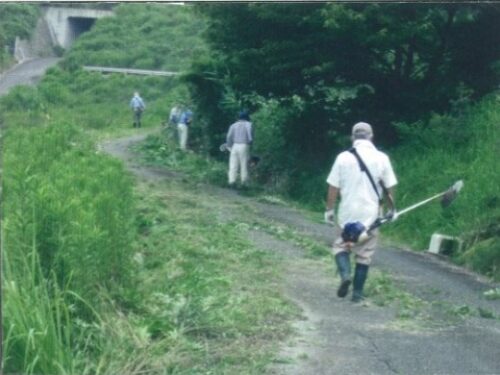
<box><xmin>177</xmin><ymin>107</ymin><xmax>193</xmax><ymax>150</ymax></box>
<box><xmin>130</xmin><ymin>92</ymin><xmax>146</xmax><ymax>128</ymax></box>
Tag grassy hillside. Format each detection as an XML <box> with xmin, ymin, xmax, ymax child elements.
<box><xmin>64</xmin><ymin>3</ymin><xmax>207</xmax><ymax>71</ymax></box>
<box><xmin>387</xmin><ymin>94</ymin><xmax>500</xmax><ymax>279</ymax></box>
<box><xmin>1</xmin><ymin>4</ymin><xmax>205</xmax><ymax>134</ymax></box>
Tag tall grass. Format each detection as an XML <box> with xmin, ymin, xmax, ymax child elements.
<box><xmin>3</xmin><ymin>122</ymin><xmax>137</xmax><ymax>300</ymax></box>
<box><xmin>387</xmin><ymin>93</ymin><xmax>500</xmax><ymax>279</ymax></box>
<box><xmin>2</xmin><ymin>238</ymin><xmax>79</xmax><ymax>374</ymax></box>
<box><xmin>1</xmin><ymin>120</ymin><xmax>139</xmax><ymax>373</ymax></box>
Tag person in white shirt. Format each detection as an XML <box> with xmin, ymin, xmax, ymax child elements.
<box><xmin>226</xmin><ymin>110</ymin><xmax>253</xmax><ymax>187</ymax></box>
<box><xmin>324</xmin><ymin>122</ymin><xmax>398</xmax><ymax>302</ymax></box>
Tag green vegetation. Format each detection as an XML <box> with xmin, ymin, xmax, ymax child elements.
<box><xmin>0</xmin><ymin>3</ymin><xmax>39</xmax><ymax>70</ymax></box>
<box><xmin>1</xmin><ymin>2</ymin><xmax>499</xmax><ymax>372</ymax></box>
<box><xmin>64</xmin><ymin>3</ymin><xmax>207</xmax><ymax>71</ymax></box>
<box><xmin>387</xmin><ymin>94</ymin><xmax>500</xmax><ymax>279</ymax></box>
<box><xmin>184</xmin><ymin>3</ymin><xmax>500</xmax><ymax>279</ymax></box>
<box><xmin>3</xmin><ymin>123</ymin><xmax>136</xmax><ymax>302</ymax></box>
<box><xmin>1</xmin><ymin>4</ymin><xmax>297</xmax><ymax>373</ymax></box>
<box><xmin>2</xmin><ymin>122</ymin><xmax>136</xmax><ymax>373</ymax></box>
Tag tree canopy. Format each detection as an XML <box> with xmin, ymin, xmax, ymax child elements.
<box><xmin>189</xmin><ymin>3</ymin><xmax>500</xmax><ymax>147</ymax></box>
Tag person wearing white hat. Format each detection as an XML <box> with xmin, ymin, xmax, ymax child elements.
<box><xmin>324</xmin><ymin>122</ymin><xmax>398</xmax><ymax>302</ymax></box>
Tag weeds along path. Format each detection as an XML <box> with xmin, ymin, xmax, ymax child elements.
<box><xmin>103</xmin><ymin>131</ymin><xmax>500</xmax><ymax>375</ymax></box>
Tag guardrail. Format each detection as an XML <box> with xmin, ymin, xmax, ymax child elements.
<box><xmin>83</xmin><ymin>66</ymin><xmax>179</xmax><ymax>77</ymax></box>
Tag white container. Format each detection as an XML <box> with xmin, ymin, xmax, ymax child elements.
<box><xmin>428</xmin><ymin>233</ymin><xmax>463</xmax><ymax>255</ymax></box>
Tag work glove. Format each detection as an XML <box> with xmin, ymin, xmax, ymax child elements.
<box><xmin>324</xmin><ymin>209</ymin><xmax>335</xmax><ymax>225</ymax></box>
<box><xmin>386</xmin><ymin>209</ymin><xmax>399</xmax><ymax>222</ymax></box>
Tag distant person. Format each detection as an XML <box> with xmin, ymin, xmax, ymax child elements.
<box><xmin>178</xmin><ymin>107</ymin><xmax>193</xmax><ymax>150</ymax></box>
<box><xmin>169</xmin><ymin>104</ymin><xmax>182</xmax><ymax>126</ymax></box>
<box><xmin>167</xmin><ymin>103</ymin><xmax>182</xmax><ymax>138</ymax></box>
<box><xmin>130</xmin><ymin>91</ymin><xmax>145</xmax><ymax>128</ymax></box>
<box><xmin>324</xmin><ymin>122</ymin><xmax>398</xmax><ymax>302</ymax></box>
<box><xmin>226</xmin><ymin>110</ymin><xmax>253</xmax><ymax>187</ymax></box>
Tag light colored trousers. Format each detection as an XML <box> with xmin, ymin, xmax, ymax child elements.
<box><xmin>228</xmin><ymin>143</ymin><xmax>250</xmax><ymax>184</ymax></box>
<box><xmin>332</xmin><ymin>225</ymin><xmax>378</xmax><ymax>265</ymax></box>
<box><xmin>177</xmin><ymin>123</ymin><xmax>188</xmax><ymax>150</ymax></box>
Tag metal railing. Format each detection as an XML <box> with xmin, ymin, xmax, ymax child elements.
<box><xmin>83</xmin><ymin>66</ymin><xmax>179</xmax><ymax>77</ymax></box>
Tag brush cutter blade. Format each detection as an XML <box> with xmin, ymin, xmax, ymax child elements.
<box><xmin>441</xmin><ymin>180</ymin><xmax>464</xmax><ymax>207</ymax></box>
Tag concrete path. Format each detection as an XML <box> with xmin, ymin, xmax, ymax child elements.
<box><xmin>0</xmin><ymin>57</ymin><xmax>60</xmax><ymax>96</ymax></box>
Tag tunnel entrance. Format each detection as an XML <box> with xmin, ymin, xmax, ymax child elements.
<box><xmin>67</xmin><ymin>17</ymin><xmax>96</xmax><ymax>45</ymax></box>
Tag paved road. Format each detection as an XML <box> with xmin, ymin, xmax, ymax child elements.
<box><xmin>248</xmin><ymin>200</ymin><xmax>500</xmax><ymax>375</ymax></box>
<box><xmin>104</xmin><ymin>132</ymin><xmax>500</xmax><ymax>375</ymax></box>
<box><xmin>0</xmin><ymin>58</ymin><xmax>60</xmax><ymax>96</ymax></box>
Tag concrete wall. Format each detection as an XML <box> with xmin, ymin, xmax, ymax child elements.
<box><xmin>13</xmin><ymin>6</ymin><xmax>114</xmax><ymax>62</ymax></box>
<box><xmin>14</xmin><ymin>16</ymin><xmax>54</xmax><ymax>61</ymax></box>
<box><xmin>44</xmin><ymin>7</ymin><xmax>113</xmax><ymax>49</ymax></box>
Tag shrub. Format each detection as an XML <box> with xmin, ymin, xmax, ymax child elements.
<box><xmin>386</xmin><ymin>93</ymin><xmax>500</xmax><ymax>278</ymax></box>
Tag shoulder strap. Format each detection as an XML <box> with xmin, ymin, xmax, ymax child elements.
<box><xmin>349</xmin><ymin>147</ymin><xmax>381</xmax><ymax>200</ymax></box>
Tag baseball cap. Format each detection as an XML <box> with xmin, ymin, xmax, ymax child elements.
<box><xmin>352</xmin><ymin>122</ymin><xmax>373</xmax><ymax>137</ymax></box>
<box><xmin>238</xmin><ymin>110</ymin><xmax>250</xmax><ymax>120</ymax></box>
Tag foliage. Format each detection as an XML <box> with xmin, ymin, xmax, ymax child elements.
<box><xmin>135</xmin><ymin>131</ymin><xmax>227</xmax><ymax>185</ymax></box>
<box><xmin>2</xmin><ymin>122</ymin><xmax>137</xmax><ymax>301</ymax></box>
<box><xmin>63</xmin><ymin>3</ymin><xmax>207</xmax><ymax>72</ymax></box>
<box><xmin>0</xmin><ymin>3</ymin><xmax>39</xmax><ymax>69</ymax></box>
<box><xmin>187</xmin><ymin>3</ymin><xmax>500</xmax><ymax>193</ymax></box>
<box><xmin>203</xmin><ymin>3</ymin><xmax>499</xmax><ymax>124</ymax></box>
<box><xmin>2</xmin><ymin>247</ymin><xmax>81</xmax><ymax>374</ymax></box>
<box><xmin>96</xmin><ymin>182</ymin><xmax>296</xmax><ymax>374</ymax></box>
<box><xmin>386</xmin><ymin>93</ymin><xmax>500</xmax><ymax>279</ymax></box>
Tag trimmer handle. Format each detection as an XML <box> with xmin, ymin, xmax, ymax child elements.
<box><xmin>367</xmin><ymin>214</ymin><xmax>391</xmax><ymax>232</ymax></box>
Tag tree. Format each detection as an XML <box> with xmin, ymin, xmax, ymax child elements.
<box><xmin>0</xmin><ymin>4</ymin><xmax>39</xmax><ymax>67</ymax></box>
<box><xmin>187</xmin><ymin>3</ymin><xmax>500</xmax><ymax>193</ymax></box>
<box><xmin>192</xmin><ymin>3</ymin><xmax>500</xmax><ymax>141</ymax></box>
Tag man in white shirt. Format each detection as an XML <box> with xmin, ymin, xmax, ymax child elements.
<box><xmin>324</xmin><ymin>122</ymin><xmax>398</xmax><ymax>302</ymax></box>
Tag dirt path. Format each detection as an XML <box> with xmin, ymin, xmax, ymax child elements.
<box><xmin>104</xmin><ymin>132</ymin><xmax>500</xmax><ymax>375</ymax></box>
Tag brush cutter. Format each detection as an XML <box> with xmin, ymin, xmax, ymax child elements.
<box><xmin>341</xmin><ymin>180</ymin><xmax>464</xmax><ymax>246</ymax></box>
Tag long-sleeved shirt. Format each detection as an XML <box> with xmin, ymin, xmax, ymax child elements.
<box><xmin>226</xmin><ymin>120</ymin><xmax>253</xmax><ymax>147</ymax></box>
<box><xmin>130</xmin><ymin>95</ymin><xmax>145</xmax><ymax>111</ymax></box>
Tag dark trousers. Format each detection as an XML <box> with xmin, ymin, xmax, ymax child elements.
<box><xmin>133</xmin><ymin>109</ymin><xmax>143</xmax><ymax>128</ymax></box>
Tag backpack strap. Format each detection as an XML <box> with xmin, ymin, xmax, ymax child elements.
<box><xmin>349</xmin><ymin>147</ymin><xmax>381</xmax><ymax>201</ymax></box>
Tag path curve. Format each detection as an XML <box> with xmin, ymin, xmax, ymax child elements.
<box><xmin>104</xmin><ymin>132</ymin><xmax>500</xmax><ymax>375</ymax></box>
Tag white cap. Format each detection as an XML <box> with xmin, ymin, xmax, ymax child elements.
<box><xmin>352</xmin><ymin>122</ymin><xmax>373</xmax><ymax>138</ymax></box>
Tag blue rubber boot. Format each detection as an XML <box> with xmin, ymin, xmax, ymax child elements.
<box><xmin>352</xmin><ymin>263</ymin><xmax>369</xmax><ymax>303</ymax></box>
<box><xmin>335</xmin><ymin>252</ymin><xmax>351</xmax><ymax>298</ymax></box>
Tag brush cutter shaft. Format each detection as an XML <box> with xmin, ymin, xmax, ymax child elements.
<box><xmin>338</xmin><ymin>180</ymin><xmax>463</xmax><ymax>247</ymax></box>
<box><xmin>397</xmin><ymin>180</ymin><xmax>463</xmax><ymax>216</ymax></box>
<box><xmin>396</xmin><ymin>191</ymin><xmax>445</xmax><ymax>216</ymax></box>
